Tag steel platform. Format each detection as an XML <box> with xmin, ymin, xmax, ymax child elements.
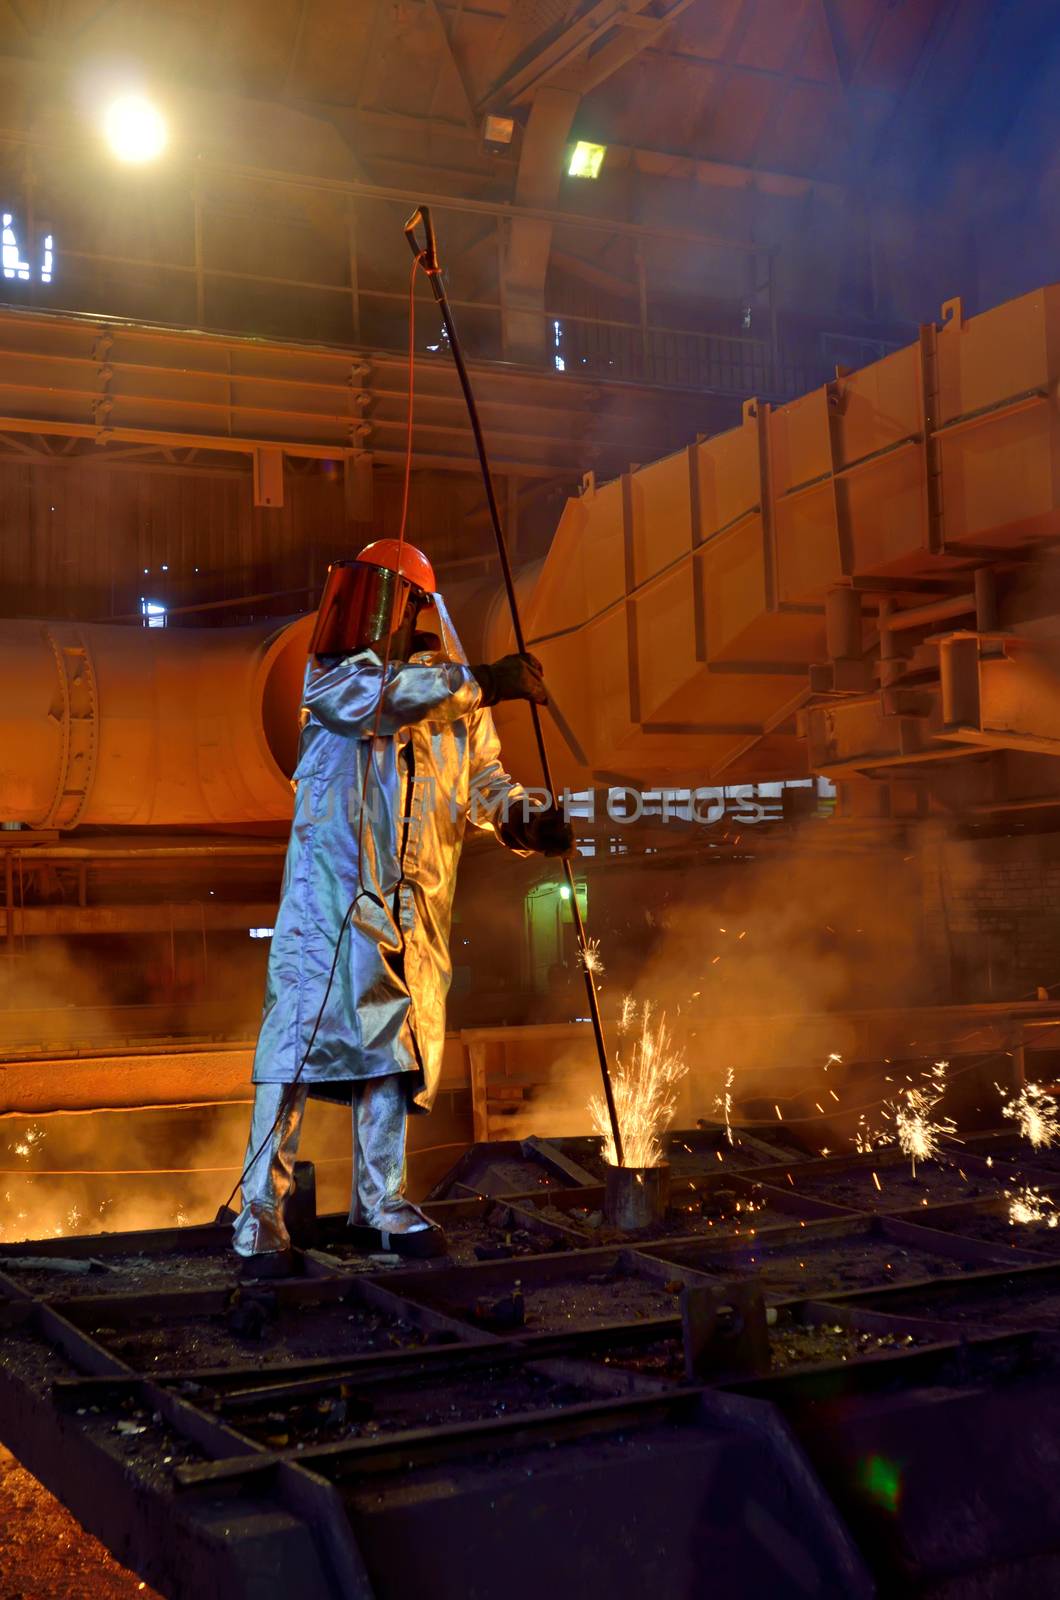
<box><xmin>3</xmin><ymin>1129</ymin><xmax>1060</xmax><ymax>1597</ymax></box>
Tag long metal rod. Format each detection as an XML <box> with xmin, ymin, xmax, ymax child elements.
<box><xmin>404</xmin><ymin>205</ymin><xmax>624</xmax><ymax>1166</ymax></box>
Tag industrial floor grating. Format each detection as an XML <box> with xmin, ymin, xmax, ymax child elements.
<box><xmin>3</xmin><ymin>1126</ymin><xmax>1060</xmax><ymax>1597</ymax></box>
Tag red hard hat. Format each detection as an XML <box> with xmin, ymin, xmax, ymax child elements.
<box><xmin>356</xmin><ymin>539</ymin><xmax>436</xmax><ymax>595</ymax></box>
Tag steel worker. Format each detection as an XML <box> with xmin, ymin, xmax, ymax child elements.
<box><xmin>232</xmin><ymin>539</ymin><xmax>572</xmax><ymax>1275</ymax></box>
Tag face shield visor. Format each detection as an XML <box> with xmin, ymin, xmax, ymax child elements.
<box><xmin>308</xmin><ymin>559</ymin><xmax>428</xmax><ymax>659</ymax></box>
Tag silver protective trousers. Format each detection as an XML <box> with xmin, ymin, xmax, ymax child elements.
<box><xmin>231</xmin><ymin>1074</ymin><xmax>430</xmax><ymax>1256</ymax></box>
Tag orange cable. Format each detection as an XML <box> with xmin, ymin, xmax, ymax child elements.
<box><xmin>354</xmin><ymin>254</ymin><xmax>420</xmax><ymax>905</ymax></box>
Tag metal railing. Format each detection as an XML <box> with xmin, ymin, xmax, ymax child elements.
<box><xmin>552</xmin><ymin>313</ymin><xmax>824</xmax><ymax>397</ymax></box>
<box><xmin>0</xmin><ymin>134</ymin><xmax>869</xmax><ymax>404</ymax></box>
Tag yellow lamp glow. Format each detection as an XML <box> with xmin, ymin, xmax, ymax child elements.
<box><xmin>568</xmin><ymin>141</ymin><xmax>606</xmax><ymax>179</ymax></box>
<box><xmin>104</xmin><ymin>95</ymin><xmax>167</xmax><ymax>164</ymax></box>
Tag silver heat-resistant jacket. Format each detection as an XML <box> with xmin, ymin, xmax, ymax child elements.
<box><xmin>252</xmin><ymin>598</ymin><xmax>526</xmax><ymax>1113</ymax></box>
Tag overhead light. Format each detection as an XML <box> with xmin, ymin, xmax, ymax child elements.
<box><xmin>568</xmin><ymin>141</ymin><xmax>606</xmax><ymax>179</ymax></box>
<box><xmin>483</xmin><ymin>114</ymin><xmax>515</xmax><ymax>148</ymax></box>
<box><xmin>559</xmin><ymin>884</ymin><xmax>572</xmax><ymax>900</ymax></box>
<box><xmin>103</xmin><ymin>95</ymin><xmax>167</xmax><ymax>164</ymax></box>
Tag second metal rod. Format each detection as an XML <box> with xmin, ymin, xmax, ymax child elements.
<box><xmin>405</xmin><ymin>206</ymin><xmax>624</xmax><ymax>1166</ymax></box>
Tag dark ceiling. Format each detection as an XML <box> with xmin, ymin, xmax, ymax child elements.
<box><xmin>0</xmin><ymin>3</ymin><xmax>1057</xmax><ymax>391</ymax></box>
<box><xmin>0</xmin><ymin>0</ymin><xmax>1054</xmax><ymax>196</ymax></box>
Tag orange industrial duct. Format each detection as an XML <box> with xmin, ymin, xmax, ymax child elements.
<box><xmin>0</xmin><ymin>614</ymin><xmax>313</xmax><ymax>828</ymax></box>
<box><xmin>482</xmin><ymin>286</ymin><xmax>1060</xmax><ymax>789</ymax></box>
<box><xmin>7</xmin><ymin>285</ymin><xmax>1060</xmax><ymax>830</ymax></box>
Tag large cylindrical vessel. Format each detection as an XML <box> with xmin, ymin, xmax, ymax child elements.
<box><xmin>0</xmin><ymin>614</ymin><xmax>313</xmax><ymax>828</ymax></box>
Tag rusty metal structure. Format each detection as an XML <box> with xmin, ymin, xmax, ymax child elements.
<box><xmin>5</xmin><ymin>1123</ymin><xmax>1060</xmax><ymax>1595</ymax></box>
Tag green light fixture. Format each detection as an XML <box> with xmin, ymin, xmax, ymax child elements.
<box><xmin>568</xmin><ymin>141</ymin><xmax>606</xmax><ymax>179</ymax></box>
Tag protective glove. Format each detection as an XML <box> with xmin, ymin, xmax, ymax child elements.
<box><xmin>471</xmin><ymin>652</ymin><xmax>548</xmax><ymax>707</ymax></box>
<box><xmin>520</xmin><ymin>803</ymin><xmax>575</xmax><ymax>857</ymax></box>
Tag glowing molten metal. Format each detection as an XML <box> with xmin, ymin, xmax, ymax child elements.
<box><xmin>589</xmin><ymin>998</ymin><xmax>687</xmax><ymax>1169</ymax></box>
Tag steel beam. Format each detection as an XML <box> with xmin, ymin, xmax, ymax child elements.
<box><xmin>805</xmin><ymin>634</ymin><xmax>1060</xmax><ymax>775</ymax></box>
<box><xmin>799</xmin><ymin>692</ymin><xmax>973</xmax><ymax>775</ymax></box>
<box><xmin>0</xmin><ymin>303</ymin><xmax>712</xmax><ymax>479</ymax></box>
<box><xmin>938</xmin><ymin>635</ymin><xmax>1060</xmax><ymax>758</ymax></box>
<box><xmin>0</xmin><ymin>901</ymin><xmax>279</xmax><ymax>935</ymax></box>
<box><xmin>503</xmin><ymin>86</ymin><xmax>581</xmax><ymax>364</ymax></box>
<box><xmin>0</xmin><ymin>130</ymin><xmax>763</xmax><ymax>257</ymax></box>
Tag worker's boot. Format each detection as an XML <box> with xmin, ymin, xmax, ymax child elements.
<box><xmin>344</xmin><ymin>1074</ymin><xmax>448</xmax><ymax>1259</ymax></box>
<box><xmin>237</xmin><ymin>1245</ymin><xmax>298</xmax><ymax>1280</ymax></box>
<box><xmin>231</xmin><ymin>1084</ymin><xmax>308</xmax><ymax>1276</ymax></box>
<box><xmin>344</xmin><ymin>1220</ymin><xmax>448</xmax><ymax>1259</ymax></box>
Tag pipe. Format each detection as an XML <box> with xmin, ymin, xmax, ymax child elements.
<box><xmin>5</xmin><ymin>844</ymin><xmax>288</xmax><ymax>859</ymax></box>
<box><xmin>0</xmin><ymin>614</ymin><xmax>313</xmax><ymax>828</ymax></box>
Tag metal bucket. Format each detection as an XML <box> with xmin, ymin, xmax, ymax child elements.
<box><xmin>603</xmin><ymin>1161</ymin><xmax>671</xmax><ymax>1230</ymax></box>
